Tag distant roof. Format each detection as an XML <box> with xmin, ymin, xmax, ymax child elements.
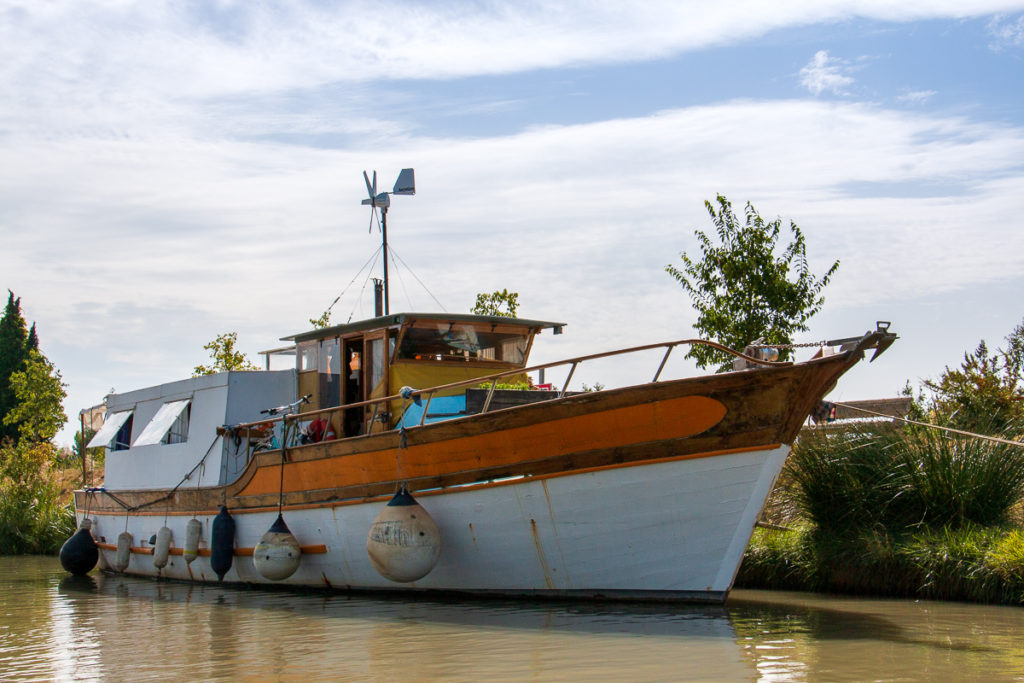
<box><xmin>281</xmin><ymin>312</ymin><xmax>567</xmax><ymax>343</ymax></box>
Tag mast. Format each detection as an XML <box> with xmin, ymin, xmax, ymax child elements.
<box><xmin>361</xmin><ymin>168</ymin><xmax>415</xmax><ymax>319</ymax></box>
<box><xmin>381</xmin><ymin>206</ymin><xmax>389</xmax><ymax>315</ymax></box>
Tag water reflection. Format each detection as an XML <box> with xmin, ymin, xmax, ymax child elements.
<box><xmin>3</xmin><ymin>557</ymin><xmax>1024</xmax><ymax>681</ymax></box>
<box><xmin>729</xmin><ymin>590</ymin><xmax>1024</xmax><ymax>680</ymax></box>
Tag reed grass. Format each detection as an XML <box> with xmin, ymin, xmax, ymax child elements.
<box><xmin>741</xmin><ymin>421</ymin><xmax>1024</xmax><ymax>603</ymax></box>
<box><xmin>785</xmin><ymin>423</ymin><xmax>1024</xmax><ymax>534</ymax></box>
<box><xmin>738</xmin><ymin>525</ymin><xmax>1024</xmax><ymax>604</ymax></box>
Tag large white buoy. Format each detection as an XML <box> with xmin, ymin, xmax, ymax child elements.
<box><xmin>366</xmin><ymin>489</ymin><xmax>441</xmax><ymax>583</ymax></box>
<box><xmin>115</xmin><ymin>531</ymin><xmax>133</xmax><ymax>572</ymax></box>
<box><xmin>183</xmin><ymin>518</ymin><xmax>202</xmax><ymax>564</ymax></box>
<box><xmin>253</xmin><ymin>514</ymin><xmax>302</xmax><ymax>581</ymax></box>
<box><xmin>153</xmin><ymin>526</ymin><xmax>172</xmax><ymax>569</ymax></box>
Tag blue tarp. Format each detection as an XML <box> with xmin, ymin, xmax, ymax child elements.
<box><xmin>397</xmin><ymin>394</ymin><xmax>468</xmax><ymax>427</ymax></box>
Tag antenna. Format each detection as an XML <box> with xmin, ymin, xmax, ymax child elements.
<box><xmin>361</xmin><ymin>168</ymin><xmax>415</xmax><ymax>316</ymax></box>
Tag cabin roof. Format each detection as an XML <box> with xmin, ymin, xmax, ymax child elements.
<box><xmin>281</xmin><ymin>312</ymin><xmax>566</xmax><ymax>343</ymax></box>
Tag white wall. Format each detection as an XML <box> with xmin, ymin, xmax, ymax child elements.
<box><xmin>102</xmin><ymin>370</ymin><xmax>295</xmax><ymax>490</ymax></box>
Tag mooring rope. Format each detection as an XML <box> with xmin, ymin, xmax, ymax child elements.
<box><xmin>832</xmin><ymin>401</ymin><xmax>1024</xmax><ymax>448</ymax></box>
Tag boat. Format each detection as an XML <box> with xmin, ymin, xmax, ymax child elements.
<box><xmin>65</xmin><ymin>170</ymin><xmax>897</xmax><ymax>603</ymax></box>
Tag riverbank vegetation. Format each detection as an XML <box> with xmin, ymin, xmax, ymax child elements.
<box><xmin>0</xmin><ymin>291</ymin><xmax>77</xmax><ymax>554</ymax></box>
<box><xmin>738</xmin><ymin>319</ymin><xmax>1024</xmax><ymax>604</ymax></box>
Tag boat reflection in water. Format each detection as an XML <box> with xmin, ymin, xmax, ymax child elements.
<box><xmin>50</xmin><ymin>569</ymin><xmax>751</xmax><ymax>681</ymax></box>
<box><xmin>19</xmin><ymin>562</ymin><xmax>1020</xmax><ymax>681</ymax></box>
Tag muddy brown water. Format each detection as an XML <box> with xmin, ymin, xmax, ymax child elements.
<box><xmin>2</xmin><ymin>556</ymin><xmax>1023</xmax><ymax>681</ymax></box>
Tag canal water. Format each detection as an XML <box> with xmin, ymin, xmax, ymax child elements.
<box><xmin>2</xmin><ymin>556</ymin><xmax>1023</xmax><ymax>681</ymax></box>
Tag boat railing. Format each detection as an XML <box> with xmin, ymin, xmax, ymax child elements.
<box><xmin>221</xmin><ymin>337</ymin><xmax>789</xmax><ymax>460</ymax></box>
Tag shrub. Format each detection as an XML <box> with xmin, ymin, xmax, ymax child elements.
<box><xmin>0</xmin><ymin>440</ymin><xmax>76</xmax><ymax>554</ymax></box>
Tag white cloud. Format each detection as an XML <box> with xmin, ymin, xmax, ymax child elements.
<box><xmin>896</xmin><ymin>89</ymin><xmax>937</xmax><ymax>104</ymax></box>
<box><xmin>988</xmin><ymin>13</ymin><xmax>1024</xmax><ymax>48</ymax></box>
<box><xmin>3</xmin><ymin>1</ymin><xmax>1024</xmax><ymax>141</ymax></box>
<box><xmin>800</xmin><ymin>50</ymin><xmax>855</xmax><ymax>95</ymax></box>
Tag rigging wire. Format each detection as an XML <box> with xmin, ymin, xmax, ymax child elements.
<box><xmin>389</xmin><ymin>246</ymin><xmax>447</xmax><ymax>313</ymax></box>
<box><xmin>831</xmin><ymin>402</ymin><xmax>1024</xmax><ymax>448</ymax></box>
<box><xmin>321</xmin><ymin>246</ymin><xmax>382</xmax><ymax>322</ymax></box>
<box><xmin>346</xmin><ymin>265</ymin><xmax>379</xmax><ymax>323</ymax></box>
<box><xmin>388</xmin><ymin>246</ymin><xmax>415</xmax><ymax>313</ymax></box>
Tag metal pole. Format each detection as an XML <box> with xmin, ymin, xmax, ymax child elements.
<box><xmin>80</xmin><ymin>411</ymin><xmax>87</xmax><ymax>487</ymax></box>
<box><xmin>381</xmin><ymin>206</ymin><xmax>390</xmax><ymax>315</ymax></box>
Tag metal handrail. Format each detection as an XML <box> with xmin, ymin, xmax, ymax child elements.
<box><xmin>226</xmin><ymin>337</ymin><xmax>789</xmax><ymax>439</ymax></box>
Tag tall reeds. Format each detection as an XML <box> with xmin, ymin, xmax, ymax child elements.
<box><xmin>786</xmin><ymin>422</ymin><xmax>1024</xmax><ymax>534</ymax></box>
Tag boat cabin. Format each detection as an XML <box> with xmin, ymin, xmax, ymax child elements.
<box><xmin>86</xmin><ymin>312</ymin><xmax>563</xmax><ymax>491</ymax></box>
<box><xmin>87</xmin><ymin>370</ymin><xmax>296</xmax><ymax>490</ymax></box>
<box><xmin>279</xmin><ymin>312</ymin><xmax>565</xmax><ymax>437</ymax></box>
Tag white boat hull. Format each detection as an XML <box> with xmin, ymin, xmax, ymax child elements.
<box><xmin>82</xmin><ymin>444</ymin><xmax>788</xmax><ymax>602</ymax></box>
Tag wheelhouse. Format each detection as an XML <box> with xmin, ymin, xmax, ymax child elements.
<box><xmin>279</xmin><ymin>313</ymin><xmax>565</xmax><ymax>437</ymax></box>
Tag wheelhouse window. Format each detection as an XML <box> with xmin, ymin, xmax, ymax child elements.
<box><xmin>298</xmin><ymin>341</ymin><xmax>318</xmax><ymax>372</ymax></box>
<box><xmin>320</xmin><ymin>337</ymin><xmax>341</xmax><ymax>409</ymax></box>
<box><xmin>397</xmin><ymin>322</ymin><xmax>531</xmax><ymax>365</ymax></box>
<box><xmin>86</xmin><ymin>410</ymin><xmax>134</xmax><ymax>451</ymax></box>
<box><xmin>133</xmin><ymin>399</ymin><xmax>191</xmax><ymax>447</ymax></box>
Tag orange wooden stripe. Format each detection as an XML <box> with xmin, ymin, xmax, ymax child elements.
<box><xmin>95</xmin><ymin>543</ymin><xmax>328</xmax><ymax>556</ymax></box>
<box><xmin>239</xmin><ymin>394</ymin><xmax>728</xmax><ymax>498</ymax></box>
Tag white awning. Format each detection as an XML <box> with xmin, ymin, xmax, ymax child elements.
<box><xmin>133</xmin><ymin>400</ymin><xmax>191</xmax><ymax>447</ymax></box>
<box><xmin>86</xmin><ymin>410</ymin><xmax>133</xmax><ymax>448</ymax></box>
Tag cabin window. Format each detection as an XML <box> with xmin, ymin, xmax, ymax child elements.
<box><xmin>87</xmin><ymin>410</ymin><xmax>134</xmax><ymax>451</ymax></box>
<box><xmin>113</xmin><ymin>415</ymin><xmax>134</xmax><ymax>451</ymax></box>
<box><xmin>133</xmin><ymin>399</ymin><xmax>191</xmax><ymax>447</ymax></box>
<box><xmin>165</xmin><ymin>403</ymin><xmax>191</xmax><ymax>444</ymax></box>
<box><xmin>298</xmin><ymin>341</ymin><xmax>318</xmax><ymax>372</ymax></box>
<box><xmin>320</xmin><ymin>338</ymin><xmax>341</xmax><ymax>408</ymax></box>
<box><xmin>367</xmin><ymin>337</ymin><xmax>385</xmax><ymax>391</ymax></box>
<box><xmin>397</xmin><ymin>322</ymin><xmax>530</xmax><ymax>365</ymax></box>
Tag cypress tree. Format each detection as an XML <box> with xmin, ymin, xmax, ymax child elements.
<box><xmin>26</xmin><ymin>322</ymin><xmax>38</xmax><ymax>353</ymax></box>
<box><xmin>0</xmin><ymin>290</ymin><xmax>30</xmax><ymax>443</ymax></box>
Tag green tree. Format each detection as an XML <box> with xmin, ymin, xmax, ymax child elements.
<box><xmin>0</xmin><ymin>290</ymin><xmax>31</xmax><ymax>443</ymax></box>
<box><xmin>0</xmin><ymin>295</ymin><xmax>76</xmax><ymax>554</ymax></box>
<box><xmin>193</xmin><ymin>332</ymin><xmax>260</xmax><ymax>376</ymax></box>
<box><xmin>666</xmin><ymin>195</ymin><xmax>839</xmax><ymax>370</ymax></box>
<box><xmin>309</xmin><ymin>310</ymin><xmax>331</xmax><ymax>329</ymax></box>
<box><xmin>472</xmin><ymin>289</ymin><xmax>519</xmax><ymax>318</ymax></box>
<box><xmin>916</xmin><ymin>318</ymin><xmax>1024</xmax><ymax>433</ymax></box>
<box><xmin>3</xmin><ymin>351</ymin><xmax>67</xmax><ymax>443</ymax></box>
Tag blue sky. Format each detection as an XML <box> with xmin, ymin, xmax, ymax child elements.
<box><xmin>1</xmin><ymin>1</ymin><xmax>1023</xmax><ymax>444</ymax></box>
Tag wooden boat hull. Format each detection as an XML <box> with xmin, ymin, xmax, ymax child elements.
<box><xmin>74</xmin><ymin>349</ymin><xmax>863</xmax><ymax>602</ymax></box>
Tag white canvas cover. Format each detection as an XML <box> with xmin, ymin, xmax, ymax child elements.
<box><xmin>86</xmin><ymin>410</ymin><xmax>133</xmax><ymax>448</ymax></box>
<box><xmin>132</xmin><ymin>400</ymin><xmax>190</xmax><ymax>446</ymax></box>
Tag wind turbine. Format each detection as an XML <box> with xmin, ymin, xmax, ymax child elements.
<box><xmin>362</xmin><ymin>168</ymin><xmax>415</xmax><ymax>316</ymax></box>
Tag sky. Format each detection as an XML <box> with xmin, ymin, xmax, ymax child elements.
<box><xmin>1</xmin><ymin>1</ymin><xmax>1023</xmax><ymax>446</ymax></box>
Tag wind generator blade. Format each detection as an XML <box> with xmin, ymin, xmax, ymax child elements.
<box><xmin>393</xmin><ymin>168</ymin><xmax>415</xmax><ymax>195</ymax></box>
<box><xmin>363</xmin><ymin>170</ymin><xmax>374</xmax><ymax>199</ymax></box>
